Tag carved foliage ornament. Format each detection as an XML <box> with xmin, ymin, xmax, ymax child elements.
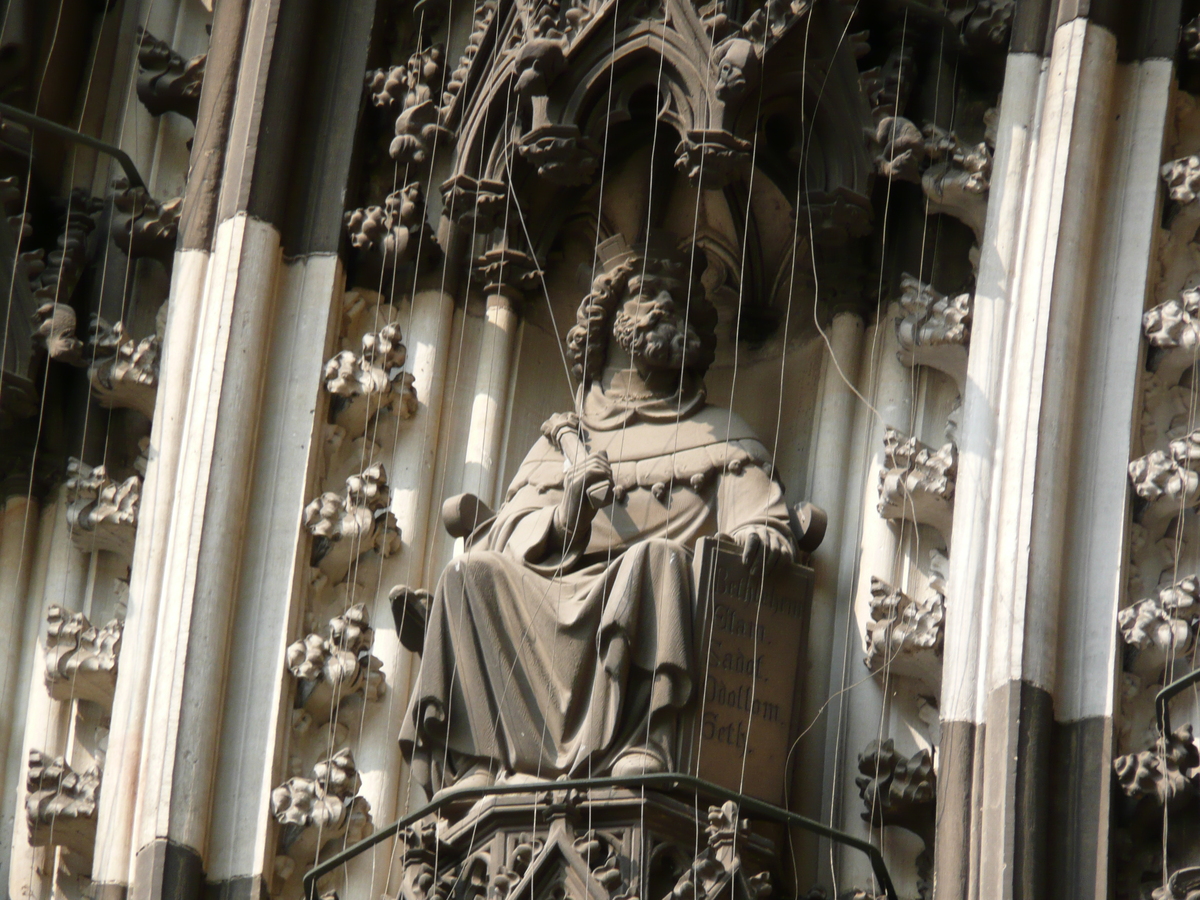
<box><xmin>135</xmin><ymin>27</ymin><xmax>206</xmax><ymax>121</ymax></box>
<box><xmin>26</xmin><ymin>749</ymin><xmax>100</xmax><ymax>858</ymax></box>
<box><xmin>894</xmin><ymin>274</ymin><xmax>972</xmax><ymax>391</ymax></box>
<box><xmin>303</xmin><ymin>464</ymin><xmax>401</xmax><ymax>581</ymax></box>
<box><xmin>271</xmin><ymin>748</ymin><xmax>373</xmax><ymax>878</ymax></box>
<box><xmin>344</xmin><ymin>182</ymin><xmax>439</xmax><ymax>273</ymax></box>
<box><xmin>877</xmin><ymin>428</ymin><xmax>957</xmax><ymax>543</ymax></box>
<box><xmin>323</xmin><ymin>323</ymin><xmax>418</xmax><ymax>437</ymax></box>
<box><xmin>287</xmin><ymin>603</ymin><xmax>384</xmax><ymax>725</ymax></box>
<box><xmin>44</xmin><ymin>606</ymin><xmax>122</xmax><ymax>709</ymax></box>
<box><xmin>866</xmin><ymin>571</ymin><xmax>945</xmax><ymax>689</ymax></box>
<box><xmin>111</xmin><ymin>177</ymin><xmax>181</xmax><ymax>261</ymax></box>
<box><xmin>65</xmin><ymin>458</ymin><xmax>141</xmax><ymax>559</ymax></box>
<box><xmin>1113</xmin><ymin>725</ymin><xmax>1200</xmax><ymax>821</ymax></box>
<box><xmin>1119</xmin><ymin>576</ymin><xmax>1199</xmax><ymax>678</ymax></box>
<box><xmin>87</xmin><ymin>318</ymin><xmax>160</xmax><ymax>419</ymax></box>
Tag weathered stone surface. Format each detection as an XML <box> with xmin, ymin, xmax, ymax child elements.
<box><xmin>44</xmin><ymin>606</ymin><xmax>122</xmax><ymax>708</ymax></box>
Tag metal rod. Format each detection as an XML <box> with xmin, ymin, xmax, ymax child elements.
<box><xmin>0</xmin><ymin>103</ymin><xmax>147</xmax><ymax>189</ymax></box>
<box><xmin>1156</xmin><ymin>666</ymin><xmax>1200</xmax><ymax>736</ymax></box>
<box><xmin>302</xmin><ymin>773</ymin><xmax>900</xmax><ymax>900</ymax></box>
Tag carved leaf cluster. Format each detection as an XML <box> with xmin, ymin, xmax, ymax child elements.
<box><xmin>111</xmin><ymin>177</ymin><xmax>181</xmax><ymax>261</ymax></box>
<box><xmin>1113</xmin><ymin>725</ymin><xmax>1200</xmax><ymax>819</ymax></box>
<box><xmin>855</xmin><ymin>739</ymin><xmax>936</xmax><ymax>843</ymax></box>
<box><xmin>64</xmin><ymin>458</ymin><xmax>142</xmax><ymax>558</ymax></box>
<box><xmin>877</xmin><ymin>428</ymin><xmax>957</xmax><ymax>541</ymax></box>
<box><xmin>344</xmin><ymin>182</ymin><xmax>438</xmax><ymax>271</ymax></box>
<box><xmin>895</xmin><ymin>274</ymin><xmax>972</xmax><ymax>389</ymax></box>
<box><xmin>271</xmin><ymin>748</ymin><xmax>373</xmax><ymax>871</ymax></box>
<box><xmin>1119</xmin><ymin>576</ymin><xmax>1199</xmax><ymax>677</ymax></box>
<box><xmin>26</xmin><ymin>749</ymin><xmax>101</xmax><ymax>856</ymax></box>
<box><xmin>1163</xmin><ymin>155</ymin><xmax>1200</xmax><ymax>206</ymax></box>
<box><xmin>304</xmin><ymin>464</ymin><xmax>401</xmax><ymax>579</ymax></box>
<box><xmin>44</xmin><ymin>606</ymin><xmax>122</xmax><ymax>708</ymax></box>
<box><xmin>87</xmin><ymin>318</ymin><xmax>160</xmax><ymax>419</ymax></box>
<box><xmin>135</xmin><ymin>27</ymin><xmax>205</xmax><ymax>121</ymax></box>
<box><xmin>287</xmin><ymin>603</ymin><xmax>384</xmax><ymax>724</ymax></box>
<box><xmin>866</xmin><ymin>574</ymin><xmax>944</xmax><ymax>687</ymax></box>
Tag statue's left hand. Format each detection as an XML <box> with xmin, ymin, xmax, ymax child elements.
<box><xmin>734</xmin><ymin>525</ymin><xmax>794</xmax><ymax>574</ymax></box>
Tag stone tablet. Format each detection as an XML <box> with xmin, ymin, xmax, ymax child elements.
<box><xmin>688</xmin><ymin>536</ymin><xmax>813</xmax><ymax>804</ymax></box>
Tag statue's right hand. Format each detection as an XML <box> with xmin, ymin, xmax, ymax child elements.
<box><xmin>555</xmin><ymin>450</ymin><xmax>613</xmax><ymax>542</ymax></box>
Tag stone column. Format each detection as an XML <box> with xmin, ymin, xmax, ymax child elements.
<box><xmin>791</xmin><ymin>310</ymin><xmax>864</xmax><ymax>888</ymax></box>
<box><xmin>461</xmin><ymin>244</ymin><xmax>540</xmax><ymax>508</ymax></box>
<box><xmin>0</xmin><ymin>494</ymin><xmax>40</xmax><ymax>877</ymax></box>
<box><xmin>825</xmin><ymin>306</ymin><xmax>913</xmax><ymax>891</ymax></box>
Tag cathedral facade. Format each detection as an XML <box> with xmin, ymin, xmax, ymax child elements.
<box><xmin>0</xmin><ymin>0</ymin><xmax>1193</xmax><ymax>898</ymax></box>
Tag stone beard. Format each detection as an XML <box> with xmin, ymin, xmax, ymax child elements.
<box><xmin>399</xmin><ymin>241</ymin><xmax>797</xmax><ymax>797</ymax></box>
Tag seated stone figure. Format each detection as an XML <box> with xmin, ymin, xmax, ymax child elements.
<box><xmin>399</xmin><ymin>232</ymin><xmax>797</xmax><ymax>797</ymax></box>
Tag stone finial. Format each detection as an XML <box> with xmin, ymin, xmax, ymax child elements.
<box><xmin>287</xmin><ymin>604</ymin><xmax>384</xmax><ymax>724</ymax></box>
<box><xmin>271</xmin><ymin>748</ymin><xmax>373</xmax><ymax>877</ymax></box>
<box><xmin>877</xmin><ymin>428</ymin><xmax>957</xmax><ymax>543</ymax></box>
<box><xmin>323</xmin><ymin>322</ymin><xmax>418</xmax><ymax>438</ymax></box>
<box><xmin>44</xmin><ymin>606</ymin><xmax>122</xmax><ymax>708</ymax></box>
<box><xmin>64</xmin><ymin>459</ymin><xmax>141</xmax><ymax>558</ymax></box>
<box><xmin>26</xmin><ymin>750</ymin><xmax>100</xmax><ymax>858</ymax></box>
<box><xmin>667</xmin><ymin>802</ymin><xmax>771</xmax><ymax>900</ymax></box>
<box><xmin>87</xmin><ymin>319</ymin><xmax>160</xmax><ymax>419</ymax></box>
<box><xmin>135</xmin><ymin>27</ymin><xmax>205</xmax><ymax>121</ymax></box>
<box><xmin>895</xmin><ymin>274</ymin><xmax>972</xmax><ymax>391</ymax></box>
<box><xmin>303</xmin><ymin>464</ymin><xmax>401</xmax><ymax>582</ymax></box>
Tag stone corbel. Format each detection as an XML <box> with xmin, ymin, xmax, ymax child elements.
<box><xmin>894</xmin><ymin>274</ymin><xmax>972</xmax><ymax>392</ymax></box>
<box><xmin>25</xmin><ymin>750</ymin><xmax>101</xmax><ymax>860</ymax></box>
<box><xmin>369</xmin><ymin>44</ymin><xmax>453</xmax><ymax>166</ymax></box>
<box><xmin>86</xmin><ymin>318</ymin><xmax>160</xmax><ymax>419</ymax></box>
<box><xmin>44</xmin><ymin>606</ymin><xmax>122</xmax><ymax>708</ymax></box>
<box><xmin>135</xmin><ymin>27</ymin><xmax>206</xmax><ymax>121</ymax></box>
<box><xmin>286</xmin><ymin>604</ymin><xmax>384</xmax><ymax>725</ymax></box>
<box><xmin>474</xmin><ymin>241</ymin><xmax>543</xmax><ymax>301</ymax></box>
<box><xmin>865</xmin><ymin>569</ymin><xmax>945</xmax><ymax>690</ymax></box>
<box><xmin>64</xmin><ymin>458</ymin><xmax>141</xmax><ymax>559</ymax></box>
<box><xmin>303</xmin><ymin>464</ymin><xmax>401</xmax><ymax>583</ymax></box>
<box><xmin>344</xmin><ymin>182</ymin><xmax>440</xmax><ymax>276</ymax></box>
<box><xmin>1119</xmin><ymin>576</ymin><xmax>1199</xmax><ymax>679</ymax></box>
<box><xmin>323</xmin><ymin>322</ymin><xmax>418</xmax><ymax>439</ymax></box>
<box><xmin>271</xmin><ymin>748</ymin><xmax>373</xmax><ymax>881</ymax></box>
<box><xmin>877</xmin><ymin>428</ymin><xmax>957</xmax><ymax>544</ymax></box>
<box><xmin>1163</xmin><ymin>154</ymin><xmax>1200</xmax><ymax>209</ymax></box>
<box><xmin>110</xmin><ymin>178</ymin><xmax>181</xmax><ymax>262</ymax></box>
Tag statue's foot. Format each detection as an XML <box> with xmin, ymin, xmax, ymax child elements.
<box><xmin>611</xmin><ymin>747</ymin><xmax>668</xmax><ymax>777</ymax></box>
<box><xmin>434</xmin><ymin>762</ymin><xmax>495</xmax><ymax>800</ymax></box>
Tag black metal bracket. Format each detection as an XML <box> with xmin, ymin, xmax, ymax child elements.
<box><xmin>0</xmin><ymin>103</ymin><xmax>146</xmax><ymax>189</ymax></box>
<box><xmin>1156</xmin><ymin>666</ymin><xmax>1200</xmax><ymax>736</ymax></box>
<box><xmin>302</xmin><ymin>772</ymin><xmax>899</xmax><ymax>900</ymax></box>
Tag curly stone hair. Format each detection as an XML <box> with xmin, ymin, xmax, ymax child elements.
<box><xmin>566</xmin><ymin>256</ymin><xmax>719</xmax><ymax>383</ymax></box>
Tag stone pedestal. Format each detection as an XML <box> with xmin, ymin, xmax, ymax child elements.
<box><xmin>385</xmin><ymin>788</ymin><xmax>777</xmax><ymax>900</ymax></box>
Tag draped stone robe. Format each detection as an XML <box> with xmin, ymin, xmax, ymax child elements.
<box><xmin>399</xmin><ymin>383</ymin><xmax>795</xmax><ymax>796</ymax></box>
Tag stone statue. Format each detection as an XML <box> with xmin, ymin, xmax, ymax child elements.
<box><xmin>399</xmin><ymin>232</ymin><xmax>797</xmax><ymax>797</ymax></box>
